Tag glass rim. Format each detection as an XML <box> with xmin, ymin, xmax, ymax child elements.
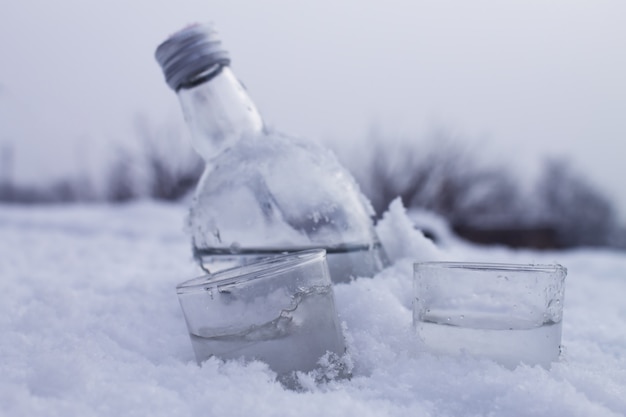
<box><xmin>414</xmin><ymin>261</ymin><xmax>566</xmax><ymax>275</ymax></box>
<box><xmin>176</xmin><ymin>249</ymin><xmax>327</xmax><ymax>294</ymax></box>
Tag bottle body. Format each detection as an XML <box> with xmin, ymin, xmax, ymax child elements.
<box><xmin>188</xmin><ymin>129</ymin><xmax>388</xmax><ymax>282</ymax></box>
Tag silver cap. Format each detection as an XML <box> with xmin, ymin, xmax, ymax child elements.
<box><xmin>155</xmin><ymin>23</ymin><xmax>231</xmax><ymax>91</ymax></box>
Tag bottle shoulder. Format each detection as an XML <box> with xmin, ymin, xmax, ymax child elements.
<box><xmin>196</xmin><ymin>130</ymin><xmax>371</xmax><ymax>210</ymax></box>
<box><xmin>198</xmin><ymin>131</ymin><xmax>365</xmax><ymax>201</ymax></box>
<box><xmin>189</xmin><ymin>130</ymin><xmax>379</xmax><ymax>249</ymax></box>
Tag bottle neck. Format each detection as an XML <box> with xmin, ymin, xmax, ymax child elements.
<box><xmin>177</xmin><ymin>66</ymin><xmax>264</xmax><ymax>162</ymax></box>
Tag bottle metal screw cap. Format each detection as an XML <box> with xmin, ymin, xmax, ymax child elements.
<box><xmin>155</xmin><ymin>23</ymin><xmax>231</xmax><ymax>91</ymax></box>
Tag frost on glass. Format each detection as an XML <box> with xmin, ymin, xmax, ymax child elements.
<box><xmin>188</xmin><ymin>130</ymin><xmax>386</xmax><ymax>280</ymax></box>
<box><xmin>413</xmin><ymin>262</ymin><xmax>567</xmax><ymax>368</ymax></box>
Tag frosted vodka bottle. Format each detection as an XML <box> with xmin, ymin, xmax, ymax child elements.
<box><xmin>155</xmin><ymin>23</ymin><xmax>388</xmax><ymax>282</ymax></box>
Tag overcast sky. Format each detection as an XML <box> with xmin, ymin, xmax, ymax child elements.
<box><xmin>1</xmin><ymin>0</ymin><xmax>625</xmax><ymax>217</ymax></box>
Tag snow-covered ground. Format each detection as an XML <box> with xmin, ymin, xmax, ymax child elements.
<box><xmin>1</xmin><ymin>201</ymin><xmax>625</xmax><ymax>416</ymax></box>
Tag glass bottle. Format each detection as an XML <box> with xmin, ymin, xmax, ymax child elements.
<box><xmin>155</xmin><ymin>23</ymin><xmax>388</xmax><ymax>283</ymax></box>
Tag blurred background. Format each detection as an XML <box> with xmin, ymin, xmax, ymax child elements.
<box><xmin>1</xmin><ymin>0</ymin><xmax>625</xmax><ymax>249</ymax></box>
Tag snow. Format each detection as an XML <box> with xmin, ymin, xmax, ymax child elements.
<box><xmin>1</xmin><ymin>200</ymin><xmax>625</xmax><ymax>416</ymax></box>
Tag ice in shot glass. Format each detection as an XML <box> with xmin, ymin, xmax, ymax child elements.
<box><xmin>413</xmin><ymin>262</ymin><xmax>567</xmax><ymax>368</ymax></box>
<box><xmin>176</xmin><ymin>249</ymin><xmax>346</xmax><ymax>381</ymax></box>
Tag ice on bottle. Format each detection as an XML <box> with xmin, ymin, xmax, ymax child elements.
<box><xmin>155</xmin><ymin>23</ymin><xmax>388</xmax><ymax>282</ymax></box>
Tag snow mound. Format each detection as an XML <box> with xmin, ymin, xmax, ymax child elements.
<box><xmin>1</xmin><ymin>202</ymin><xmax>625</xmax><ymax>416</ymax></box>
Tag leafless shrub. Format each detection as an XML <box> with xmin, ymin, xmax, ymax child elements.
<box><xmin>0</xmin><ymin>177</ymin><xmax>94</xmax><ymax>204</ymax></box>
<box><xmin>2</xmin><ymin>119</ymin><xmax>624</xmax><ymax>250</ymax></box>
<box><xmin>356</xmin><ymin>130</ymin><xmax>622</xmax><ymax>249</ymax></box>
<box><xmin>1</xmin><ymin>116</ymin><xmax>204</xmax><ymax>204</ymax></box>
<box><xmin>134</xmin><ymin>116</ymin><xmax>204</xmax><ymax>201</ymax></box>
<box><xmin>106</xmin><ymin>146</ymin><xmax>137</xmax><ymax>202</ymax></box>
<box><xmin>534</xmin><ymin>157</ymin><xmax>618</xmax><ymax>247</ymax></box>
<box><xmin>363</xmin><ymin>130</ymin><xmax>523</xmax><ymax>226</ymax></box>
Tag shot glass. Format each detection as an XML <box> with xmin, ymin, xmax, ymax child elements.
<box><xmin>176</xmin><ymin>249</ymin><xmax>346</xmax><ymax>380</ymax></box>
<box><xmin>413</xmin><ymin>262</ymin><xmax>567</xmax><ymax>368</ymax></box>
